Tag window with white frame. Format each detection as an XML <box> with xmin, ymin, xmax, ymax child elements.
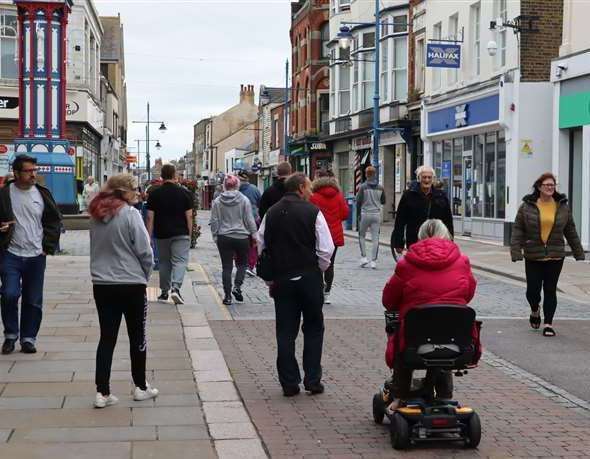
<box><xmin>361</xmin><ymin>51</ymin><xmax>375</xmax><ymax>109</ymax></box>
<box><xmin>448</xmin><ymin>14</ymin><xmax>459</xmax><ymax>85</ymax></box>
<box><xmin>471</xmin><ymin>2</ymin><xmax>481</xmax><ymax>77</ymax></box>
<box><xmin>352</xmin><ymin>59</ymin><xmax>359</xmax><ymax>112</ymax></box>
<box><xmin>393</xmin><ymin>15</ymin><xmax>408</xmax><ymax>34</ymax></box>
<box><xmin>330</xmin><ymin>53</ymin><xmax>335</xmax><ymax>118</ymax></box>
<box><xmin>415</xmin><ymin>36</ymin><xmax>425</xmax><ymax>92</ymax></box>
<box><xmin>393</xmin><ymin>35</ymin><xmax>407</xmax><ymax>101</ymax></box>
<box><xmin>338</xmin><ymin>49</ymin><xmax>350</xmax><ymax>114</ymax></box>
<box><xmin>432</xmin><ymin>22</ymin><xmax>442</xmax><ymax>90</ymax></box>
<box><xmin>0</xmin><ymin>9</ymin><xmax>17</xmax><ymax>79</ymax></box>
<box><xmin>381</xmin><ymin>39</ymin><xmax>388</xmax><ymax>102</ymax></box>
<box><xmin>494</xmin><ymin>0</ymin><xmax>507</xmax><ymax>68</ymax></box>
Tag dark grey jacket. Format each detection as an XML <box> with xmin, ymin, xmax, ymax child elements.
<box><xmin>510</xmin><ymin>192</ymin><xmax>585</xmax><ymax>261</ymax></box>
<box><xmin>0</xmin><ymin>181</ymin><xmax>62</xmax><ymax>255</ymax></box>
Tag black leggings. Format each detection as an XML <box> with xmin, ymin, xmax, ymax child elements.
<box><xmin>323</xmin><ymin>247</ymin><xmax>338</xmax><ymax>293</ymax></box>
<box><xmin>216</xmin><ymin>235</ymin><xmax>250</xmax><ymax>296</ymax></box>
<box><xmin>525</xmin><ymin>259</ymin><xmax>564</xmax><ymax>325</ymax></box>
<box><xmin>93</xmin><ymin>284</ymin><xmax>148</xmax><ymax>395</ymax></box>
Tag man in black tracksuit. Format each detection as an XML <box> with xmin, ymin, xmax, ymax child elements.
<box><xmin>256</xmin><ymin>173</ymin><xmax>335</xmax><ymax>397</ymax></box>
<box><xmin>259</xmin><ymin>161</ymin><xmax>292</xmax><ymax>219</ymax></box>
<box><xmin>391</xmin><ymin>166</ymin><xmax>453</xmax><ymax>255</ymax></box>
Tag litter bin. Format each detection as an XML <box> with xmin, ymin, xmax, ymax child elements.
<box><xmin>345</xmin><ymin>195</ymin><xmax>356</xmax><ymax>230</ymax></box>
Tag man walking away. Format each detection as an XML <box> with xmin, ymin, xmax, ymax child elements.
<box><xmin>259</xmin><ymin>161</ymin><xmax>292</xmax><ymax>219</ymax></box>
<box><xmin>356</xmin><ymin>166</ymin><xmax>385</xmax><ymax>269</ymax></box>
<box><xmin>0</xmin><ymin>155</ymin><xmax>62</xmax><ymax>354</ymax></box>
<box><xmin>237</xmin><ymin>170</ymin><xmax>261</xmax><ymax>276</ymax></box>
<box><xmin>257</xmin><ymin>173</ymin><xmax>335</xmax><ymax>397</ymax></box>
<box><xmin>146</xmin><ymin>164</ymin><xmax>193</xmax><ymax>305</ymax></box>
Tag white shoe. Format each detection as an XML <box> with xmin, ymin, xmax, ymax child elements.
<box><xmin>370</xmin><ymin>261</ymin><xmax>377</xmax><ymax>269</ymax></box>
<box><xmin>133</xmin><ymin>384</ymin><xmax>159</xmax><ymax>401</ymax></box>
<box><xmin>359</xmin><ymin>257</ymin><xmax>369</xmax><ymax>267</ymax></box>
<box><xmin>324</xmin><ymin>291</ymin><xmax>331</xmax><ymax>304</ymax></box>
<box><xmin>246</xmin><ymin>268</ymin><xmax>256</xmax><ymax>277</ymax></box>
<box><xmin>94</xmin><ymin>393</ymin><xmax>119</xmax><ymax>408</ymax></box>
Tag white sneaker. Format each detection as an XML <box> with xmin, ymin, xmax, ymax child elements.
<box><xmin>170</xmin><ymin>289</ymin><xmax>184</xmax><ymax>305</ymax></box>
<box><xmin>370</xmin><ymin>261</ymin><xmax>377</xmax><ymax>269</ymax></box>
<box><xmin>246</xmin><ymin>268</ymin><xmax>256</xmax><ymax>277</ymax></box>
<box><xmin>324</xmin><ymin>291</ymin><xmax>331</xmax><ymax>304</ymax></box>
<box><xmin>133</xmin><ymin>384</ymin><xmax>159</xmax><ymax>401</ymax></box>
<box><xmin>359</xmin><ymin>257</ymin><xmax>369</xmax><ymax>267</ymax></box>
<box><xmin>94</xmin><ymin>393</ymin><xmax>119</xmax><ymax>408</ymax></box>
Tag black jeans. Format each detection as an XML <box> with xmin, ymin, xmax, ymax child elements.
<box><xmin>392</xmin><ymin>363</ymin><xmax>453</xmax><ymax>400</ymax></box>
<box><xmin>525</xmin><ymin>258</ymin><xmax>564</xmax><ymax>325</ymax></box>
<box><xmin>93</xmin><ymin>284</ymin><xmax>148</xmax><ymax>395</ymax></box>
<box><xmin>323</xmin><ymin>247</ymin><xmax>338</xmax><ymax>293</ymax></box>
<box><xmin>216</xmin><ymin>235</ymin><xmax>250</xmax><ymax>297</ymax></box>
<box><xmin>273</xmin><ymin>270</ymin><xmax>325</xmax><ymax>388</ymax></box>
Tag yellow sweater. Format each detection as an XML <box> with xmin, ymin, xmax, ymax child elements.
<box><xmin>537</xmin><ymin>199</ymin><xmax>557</xmax><ymax>244</ymax></box>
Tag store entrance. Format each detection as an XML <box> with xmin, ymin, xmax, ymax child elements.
<box><xmin>463</xmin><ymin>155</ymin><xmax>473</xmax><ymax>235</ymax></box>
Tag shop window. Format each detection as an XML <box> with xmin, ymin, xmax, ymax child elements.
<box><xmin>434</xmin><ymin>141</ymin><xmax>442</xmax><ymax>180</ymax></box>
<box><xmin>452</xmin><ymin>138</ymin><xmax>463</xmax><ymax>216</ymax></box>
<box><xmin>496</xmin><ymin>131</ymin><xmax>506</xmax><ymax>219</ymax></box>
<box><xmin>472</xmin><ymin>134</ymin><xmax>484</xmax><ymax>217</ymax></box>
<box><xmin>484</xmin><ymin>132</ymin><xmax>496</xmax><ymax>218</ymax></box>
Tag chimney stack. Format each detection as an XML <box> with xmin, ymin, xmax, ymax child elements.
<box><xmin>240</xmin><ymin>84</ymin><xmax>255</xmax><ymax>105</ymax></box>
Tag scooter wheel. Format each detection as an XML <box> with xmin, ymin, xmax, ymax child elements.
<box><xmin>465</xmin><ymin>412</ymin><xmax>481</xmax><ymax>448</ymax></box>
<box><xmin>372</xmin><ymin>393</ymin><xmax>385</xmax><ymax>424</ymax></box>
<box><xmin>390</xmin><ymin>413</ymin><xmax>410</xmax><ymax>450</ymax></box>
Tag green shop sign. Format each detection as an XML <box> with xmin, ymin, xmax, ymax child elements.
<box><xmin>560</xmin><ymin>91</ymin><xmax>590</xmax><ymax>129</ymax></box>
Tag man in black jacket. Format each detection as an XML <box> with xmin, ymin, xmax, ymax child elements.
<box><xmin>0</xmin><ymin>155</ymin><xmax>62</xmax><ymax>355</ymax></box>
<box><xmin>256</xmin><ymin>173</ymin><xmax>335</xmax><ymax>397</ymax></box>
<box><xmin>391</xmin><ymin>165</ymin><xmax>453</xmax><ymax>255</ymax></box>
<box><xmin>259</xmin><ymin>161</ymin><xmax>292</xmax><ymax>219</ymax></box>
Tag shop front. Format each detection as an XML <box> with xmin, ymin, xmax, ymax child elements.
<box><xmin>423</xmin><ymin>91</ymin><xmax>507</xmax><ymax>242</ymax></box>
<box><xmin>552</xmin><ymin>52</ymin><xmax>590</xmax><ymax>250</ymax></box>
<box><xmin>380</xmin><ymin>130</ymin><xmax>409</xmax><ymax>222</ymax></box>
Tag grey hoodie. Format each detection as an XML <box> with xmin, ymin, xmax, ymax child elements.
<box><xmin>356</xmin><ymin>179</ymin><xmax>385</xmax><ymax>215</ymax></box>
<box><xmin>210</xmin><ymin>191</ymin><xmax>257</xmax><ymax>240</ymax></box>
<box><xmin>90</xmin><ymin>205</ymin><xmax>153</xmax><ymax>285</ymax></box>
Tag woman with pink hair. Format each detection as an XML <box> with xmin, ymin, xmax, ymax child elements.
<box><xmin>210</xmin><ymin>175</ymin><xmax>257</xmax><ymax>305</ymax></box>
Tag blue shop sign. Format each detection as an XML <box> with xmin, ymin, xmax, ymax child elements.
<box><xmin>426</xmin><ymin>44</ymin><xmax>461</xmax><ymax>69</ymax></box>
<box><xmin>442</xmin><ymin>160</ymin><xmax>452</xmax><ymax>179</ymax></box>
<box><xmin>427</xmin><ymin>94</ymin><xmax>499</xmax><ymax>134</ymax></box>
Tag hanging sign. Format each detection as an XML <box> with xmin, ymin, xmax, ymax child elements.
<box><xmin>426</xmin><ymin>44</ymin><xmax>461</xmax><ymax>68</ymax></box>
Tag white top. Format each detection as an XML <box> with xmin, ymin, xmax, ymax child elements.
<box><xmin>256</xmin><ymin>210</ymin><xmax>335</xmax><ymax>273</ymax></box>
<box><xmin>8</xmin><ymin>184</ymin><xmax>45</xmax><ymax>258</ymax></box>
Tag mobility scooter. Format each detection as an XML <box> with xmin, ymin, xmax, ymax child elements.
<box><xmin>372</xmin><ymin>304</ymin><xmax>483</xmax><ymax>450</ymax></box>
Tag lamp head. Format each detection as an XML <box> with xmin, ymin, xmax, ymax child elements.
<box><xmin>337</xmin><ymin>25</ymin><xmax>353</xmax><ymax>50</ymax></box>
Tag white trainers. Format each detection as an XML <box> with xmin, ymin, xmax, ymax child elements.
<box><xmin>94</xmin><ymin>393</ymin><xmax>119</xmax><ymax>408</ymax></box>
<box><xmin>246</xmin><ymin>268</ymin><xmax>256</xmax><ymax>277</ymax></box>
<box><xmin>133</xmin><ymin>384</ymin><xmax>159</xmax><ymax>401</ymax></box>
<box><xmin>324</xmin><ymin>291</ymin><xmax>331</xmax><ymax>304</ymax></box>
<box><xmin>359</xmin><ymin>257</ymin><xmax>369</xmax><ymax>267</ymax></box>
<box><xmin>370</xmin><ymin>261</ymin><xmax>377</xmax><ymax>269</ymax></box>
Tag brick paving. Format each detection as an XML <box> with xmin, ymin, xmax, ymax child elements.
<box><xmin>211</xmin><ymin>319</ymin><xmax>590</xmax><ymax>458</ymax></box>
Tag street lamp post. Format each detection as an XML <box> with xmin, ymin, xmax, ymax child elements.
<box><xmin>134</xmin><ymin>137</ymin><xmax>162</xmax><ymax>182</ymax></box>
<box><xmin>132</xmin><ymin>102</ymin><xmax>167</xmax><ymax>181</ymax></box>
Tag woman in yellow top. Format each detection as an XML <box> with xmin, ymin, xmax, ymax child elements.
<box><xmin>511</xmin><ymin>173</ymin><xmax>585</xmax><ymax>337</ymax></box>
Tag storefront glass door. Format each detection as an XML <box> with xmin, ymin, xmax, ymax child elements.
<box><xmin>569</xmin><ymin>128</ymin><xmax>583</xmax><ymax>232</ymax></box>
<box><xmin>463</xmin><ymin>156</ymin><xmax>473</xmax><ymax>235</ymax></box>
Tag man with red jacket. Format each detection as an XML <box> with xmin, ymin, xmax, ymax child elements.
<box><xmin>382</xmin><ymin>219</ymin><xmax>476</xmax><ymax>407</ymax></box>
<box><xmin>310</xmin><ymin>170</ymin><xmax>349</xmax><ymax>304</ymax></box>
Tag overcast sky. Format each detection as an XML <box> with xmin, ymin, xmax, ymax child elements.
<box><xmin>94</xmin><ymin>0</ymin><xmax>291</xmax><ymax>163</ymax></box>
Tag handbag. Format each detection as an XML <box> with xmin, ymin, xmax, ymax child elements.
<box><xmin>256</xmin><ymin>248</ymin><xmax>274</xmax><ymax>281</ymax></box>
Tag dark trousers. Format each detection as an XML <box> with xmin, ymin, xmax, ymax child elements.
<box><xmin>323</xmin><ymin>247</ymin><xmax>338</xmax><ymax>293</ymax></box>
<box><xmin>392</xmin><ymin>363</ymin><xmax>453</xmax><ymax>400</ymax></box>
<box><xmin>93</xmin><ymin>284</ymin><xmax>148</xmax><ymax>396</ymax></box>
<box><xmin>0</xmin><ymin>251</ymin><xmax>46</xmax><ymax>344</ymax></box>
<box><xmin>273</xmin><ymin>270</ymin><xmax>325</xmax><ymax>388</ymax></box>
<box><xmin>525</xmin><ymin>258</ymin><xmax>564</xmax><ymax>325</ymax></box>
<box><xmin>216</xmin><ymin>235</ymin><xmax>249</xmax><ymax>296</ymax></box>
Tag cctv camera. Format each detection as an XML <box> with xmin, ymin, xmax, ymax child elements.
<box><xmin>487</xmin><ymin>40</ymin><xmax>498</xmax><ymax>57</ymax></box>
<box><xmin>557</xmin><ymin>64</ymin><xmax>568</xmax><ymax>71</ymax></box>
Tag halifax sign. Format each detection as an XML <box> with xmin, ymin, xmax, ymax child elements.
<box><xmin>426</xmin><ymin>44</ymin><xmax>461</xmax><ymax>69</ymax></box>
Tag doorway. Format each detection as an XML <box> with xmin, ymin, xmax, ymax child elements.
<box><xmin>463</xmin><ymin>155</ymin><xmax>473</xmax><ymax>235</ymax></box>
<box><xmin>569</xmin><ymin>128</ymin><xmax>583</xmax><ymax>233</ymax></box>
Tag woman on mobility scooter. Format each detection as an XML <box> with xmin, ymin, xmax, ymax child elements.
<box><xmin>379</xmin><ymin>219</ymin><xmax>481</xmax><ymax>448</ymax></box>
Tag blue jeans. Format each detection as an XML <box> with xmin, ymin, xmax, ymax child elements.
<box><xmin>0</xmin><ymin>251</ymin><xmax>47</xmax><ymax>344</ymax></box>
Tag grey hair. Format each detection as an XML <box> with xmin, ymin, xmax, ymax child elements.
<box><xmin>415</xmin><ymin>165</ymin><xmax>436</xmax><ymax>179</ymax></box>
<box><xmin>418</xmin><ymin>219</ymin><xmax>452</xmax><ymax>241</ymax></box>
